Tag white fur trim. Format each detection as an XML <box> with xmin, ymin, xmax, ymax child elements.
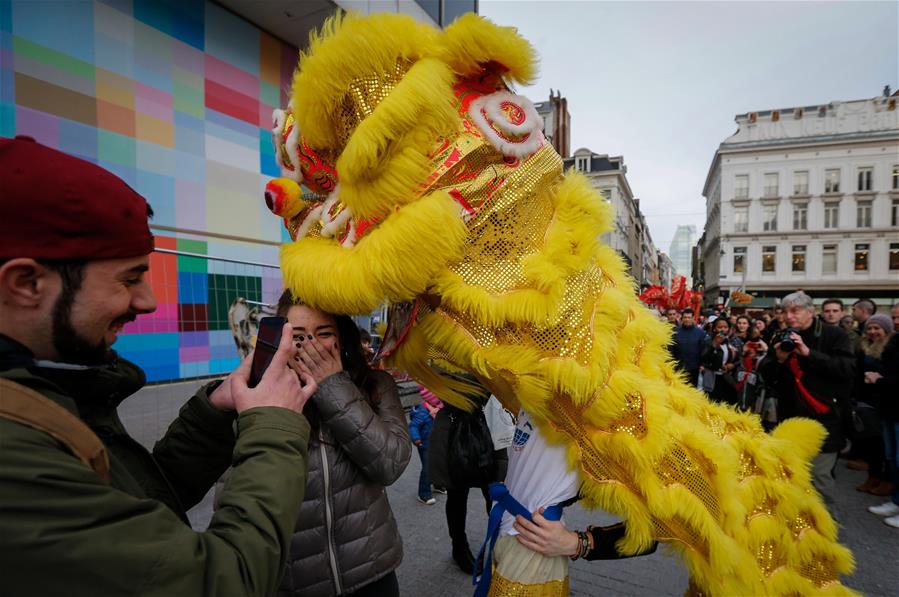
<box><xmin>468</xmin><ymin>92</ymin><xmax>545</xmax><ymax>159</ymax></box>
<box><xmin>283</xmin><ymin>120</ymin><xmax>301</xmax><ymax>183</ymax></box>
<box><xmin>272</xmin><ymin>109</ymin><xmax>287</xmax><ymax>172</ymax></box>
<box><xmin>321</xmin><ymin>206</ymin><xmax>353</xmax><ymax>238</ymax></box>
<box><xmin>482</xmin><ymin>91</ymin><xmax>542</xmax><ymax>135</ymax></box>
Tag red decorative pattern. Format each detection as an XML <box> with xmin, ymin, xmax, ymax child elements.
<box><xmin>298</xmin><ymin>137</ymin><xmax>339</xmax><ymax>195</ymax></box>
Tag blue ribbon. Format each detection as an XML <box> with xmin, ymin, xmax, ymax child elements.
<box><xmin>472</xmin><ymin>482</ymin><xmax>563</xmax><ymax>597</ymax></box>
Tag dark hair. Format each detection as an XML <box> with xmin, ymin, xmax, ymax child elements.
<box><xmin>714</xmin><ymin>317</ymin><xmax>730</xmax><ymax>329</ymax></box>
<box><xmin>42</xmin><ymin>260</ymin><xmax>87</xmax><ymax>300</ymax></box>
<box><xmin>736</xmin><ymin>315</ymin><xmax>751</xmax><ymax>325</ymax></box>
<box><xmin>358</xmin><ymin>328</ymin><xmax>372</xmax><ymax>343</ymax></box>
<box><xmin>852</xmin><ymin>299</ymin><xmax>876</xmax><ymax>314</ymax></box>
<box><xmin>682</xmin><ymin>308</ymin><xmax>694</xmax><ymax>316</ymax></box>
<box><xmin>276</xmin><ymin>289</ymin><xmax>371</xmax><ymax>388</ymax></box>
<box><xmin>822</xmin><ymin>299</ymin><xmax>844</xmax><ymax>310</ymax></box>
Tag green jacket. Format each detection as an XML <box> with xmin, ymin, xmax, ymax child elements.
<box><xmin>0</xmin><ymin>336</ymin><xmax>311</xmax><ymax>597</ymax></box>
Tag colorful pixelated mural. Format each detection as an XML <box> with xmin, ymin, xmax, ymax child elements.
<box><xmin>0</xmin><ymin>0</ymin><xmax>300</xmax><ymax>381</ymax></box>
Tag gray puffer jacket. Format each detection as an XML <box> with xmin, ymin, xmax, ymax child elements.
<box><xmin>278</xmin><ymin>369</ymin><xmax>411</xmax><ymax>597</ymax></box>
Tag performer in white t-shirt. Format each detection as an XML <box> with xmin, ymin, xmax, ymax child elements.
<box><xmin>478</xmin><ymin>409</ymin><xmax>580</xmax><ymax>596</ymax></box>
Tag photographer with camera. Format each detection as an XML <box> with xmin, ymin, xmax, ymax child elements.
<box><xmin>759</xmin><ymin>291</ymin><xmax>855</xmax><ymax>508</ymax></box>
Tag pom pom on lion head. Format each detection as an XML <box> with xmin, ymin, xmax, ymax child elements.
<box><xmin>291</xmin><ymin>11</ymin><xmax>538</xmax><ymax>222</ymax></box>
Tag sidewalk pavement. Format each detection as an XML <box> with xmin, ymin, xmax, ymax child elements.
<box><xmin>122</xmin><ymin>381</ymin><xmax>898</xmax><ymax>596</ymax></box>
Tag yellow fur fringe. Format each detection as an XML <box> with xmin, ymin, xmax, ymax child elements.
<box><xmin>439</xmin><ymin>14</ymin><xmax>538</xmax><ymax>84</ymax></box>
<box><xmin>281</xmin><ymin>190</ymin><xmax>466</xmax><ymax>314</ymax></box>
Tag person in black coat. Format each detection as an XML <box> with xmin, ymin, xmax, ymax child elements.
<box><xmin>759</xmin><ymin>292</ymin><xmax>855</xmax><ymax>509</ymax></box>
<box><xmin>429</xmin><ymin>381</ymin><xmax>508</xmax><ymax>574</ymax></box>
<box><xmin>863</xmin><ymin>329</ymin><xmax>899</xmax><ymax>527</ymax></box>
<box><xmin>700</xmin><ymin>317</ymin><xmax>739</xmax><ymax>405</ymax></box>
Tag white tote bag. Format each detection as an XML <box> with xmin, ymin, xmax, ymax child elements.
<box><xmin>483</xmin><ymin>395</ymin><xmax>515</xmax><ymax>450</ymax></box>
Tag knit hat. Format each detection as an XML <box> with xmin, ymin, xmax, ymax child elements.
<box><xmin>865</xmin><ymin>314</ymin><xmax>894</xmax><ymax>335</ymax></box>
<box><xmin>0</xmin><ymin>135</ymin><xmax>154</xmax><ymax>260</ymax></box>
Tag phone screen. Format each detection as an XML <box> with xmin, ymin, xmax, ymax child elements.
<box><xmin>248</xmin><ymin>316</ymin><xmax>286</xmax><ymax>388</ymax></box>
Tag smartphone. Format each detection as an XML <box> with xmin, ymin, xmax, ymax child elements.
<box><xmin>248</xmin><ymin>316</ymin><xmax>287</xmax><ymax>388</ymax></box>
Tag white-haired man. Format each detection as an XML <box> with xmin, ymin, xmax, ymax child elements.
<box><xmin>758</xmin><ymin>291</ymin><xmax>855</xmax><ymax>509</ymax></box>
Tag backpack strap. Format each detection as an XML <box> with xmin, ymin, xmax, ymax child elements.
<box><xmin>0</xmin><ymin>377</ymin><xmax>110</xmax><ymax>482</ymax></box>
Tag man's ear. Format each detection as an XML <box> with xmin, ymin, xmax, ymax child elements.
<box><xmin>0</xmin><ymin>258</ymin><xmax>55</xmax><ymax>308</ymax></box>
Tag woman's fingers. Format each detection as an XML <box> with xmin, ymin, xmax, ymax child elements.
<box><xmin>298</xmin><ymin>341</ymin><xmax>324</xmax><ymax>368</ymax></box>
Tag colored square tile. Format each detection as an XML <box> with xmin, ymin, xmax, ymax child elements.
<box><xmin>94</xmin><ymin>32</ymin><xmax>133</xmax><ymax>77</ymax></box>
<box><xmin>204</xmin><ymin>3</ymin><xmax>259</xmax><ymax>76</ymax></box>
<box><xmin>137</xmin><ymin>139</ymin><xmax>176</xmax><ymax>175</ymax></box>
<box><xmin>137</xmin><ymin>169</ymin><xmax>175</xmax><ymax>225</ymax></box>
<box><xmin>94</xmin><ymin>2</ymin><xmax>134</xmax><ymax>46</ymax></box>
<box><xmin>15</xmin><ymin>72</ymin><xmax>96</xmax><ymax>126</ymax></box>
<box><xmin>14</xmin><ymin>105</ymin><xmax>59</xmax><ymax>146</ymax></box>
<box><xmin>174</xmin><ymin>179</ymin><xmax>205</xmax><ymax>229</ymax></box>
<box><xmin>97</xmin><ymin>100</ymin><xmax>136</xmax><ymax>137</ymax></box>
<box><xmin>98</xmin><ymin>129</ymin><xmax>136</xmax><ymax>167</ymax></box>
<box><xmin>96</xmin><ymin>68</ymin><xmax>135</xmax><ymax>109</ymax></box>
<box><xmin>135</xmin><ymin>112</ymin><xmax>174</xmax><ymax>147</ymax></box>
<box><xmin>177</xmin><ymin>238</ymin><xmax>207</xmax><ymax>254</ymax></box>
<box><xmin>178</xmin><ymin>302</ymin><xmax>208</xmax><ymax>332</ymax></box>
<box><xmin>205</xmin><ymin>79</ymin><xmax>258</xmax><ymax>125</ymax></box>
<box><xmin>11</xmin><ymin>5</ymin><xmax>95</xmax><ymax>64</ymax></box>
<box><xmin>177</xmin><ymin>271</ymin><xmax>208</xmax><ymax>303</ymax></box>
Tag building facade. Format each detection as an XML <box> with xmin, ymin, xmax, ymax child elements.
<box><xmin>657</xmin><ymin>251</ymin><xmax>674</xmax><ymax>290</ymax></box>
<box><xmin>534</xmin><ymin>89</ymin><xmax>571</xmax><ymax>158</ymax></box>
<box><xmin>669</xmin><ymin>224</ymin><xmax>697</xmax><ymax>286</ymax></box>
<box><xmin>701</xmin><ymin>91</ymin><xmax>899</xmax><ymax>307</ymax></box>
<box><xmin>563</xmin><ymin>148</ymin><xmax>657</xmax><ymax>285</ymax></box>
<box><xmin>0</xmin><ymin>0</ymin><xmax>455</xmax><ymax>381</ymax></box>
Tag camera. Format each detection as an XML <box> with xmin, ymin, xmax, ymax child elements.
<box><xmin>776</xmin><ymin>328</ymin><xmax>799</xmax><ymax>351</ymax></box>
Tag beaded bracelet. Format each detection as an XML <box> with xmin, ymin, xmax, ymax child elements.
<box><xmin>569</xmin><ymin>530</ymin><xmax>591</xmax><ymax>561</ymax></box>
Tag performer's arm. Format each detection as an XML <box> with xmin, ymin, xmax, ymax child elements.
<box><xmin>513</xmin><ymin>510</ymin><xmax>658</xmax><ymax>560</ymax></box>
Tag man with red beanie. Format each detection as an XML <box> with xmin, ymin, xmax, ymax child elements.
<box><xmin>0</xmin><ymin>136</ymin><xmax>317</xmax><ymax>596</ymax></box>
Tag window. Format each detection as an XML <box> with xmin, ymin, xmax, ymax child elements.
<box><xmin>733</xmin><ymin>246</ymin><xmax>746</xmax><ymax>273</ymax></box>
<box><xmin>762</xmin><ymin>246</ymin><xmax>776</xmax><ymax>272</ymax></box>
<box><xmin>825</xmin><ymin>169</ymin><xmax>841</xmax><ymax>193</ymax></box>
<box><xmin>822</xmin><ymin>244</ymin><xmax>838</xmax><ymax>274</ymax></box>
<box><xmin>857</xmin><ymin>167</ymin><xmax>873</xmax><ymax>192</ymax></box>
<box><xmin>824</xmin><ymin>201</ymin><xmax>839</xmax><ymax>229</ymax></box>
<box><xmin>792</xmin><ymin>203</ymin><xmax>807</xmax><ymax>230</ymax></box>
<box><xmin>764</xmin><ymin>173</ymin><xmax>779</xmax><ymax>197</ymax></box>
<box><xmin>891</xmin><ymin>243</ymin><xmax>899</xmax><ymax>270</ymax></box>
<box><xmin>856</xmin><ymin>200</ymin><xmax>872</xmax><ymax>228</ymax></box>
<box><xmin>762</xmin><ymin>203</ymin><xmax>778</xmax><ymax>231</ymax></box>
<box><xmin>735</xmin><ymin>175</ymin><xmax>749</xmax><ymax>199</ymax></box>
<box><xmin>892</xmin><ymin>164</ymin><xmax>899</xmax><ymax>190</ymax></box>
<box><xmin>733</xmin><ymin>205</ymin><xmax>748</xmax><ymax>232</ymax></box>
<box><xmin>791</xmin><ymin>245</ymin><xmax>806</xmax><ymax>272</ymax></box>
<box><xmin>793</xmin><ymin>171</ymin><xmax>809</xmax><ymax>195</ymax></box>
<box><xmin>892</xmin><ymin>198</ymin><xmax>898</xmax><ymax>227</ymax></box>
<box><xmin>854</xmin><ymin>243</ymin><xmax>870</xmax><ymax>271</ymax></box>
<box><xmin>575</xmin><ymin>156</ymin><xmax>589</xmax><ymax>172</ymax></box>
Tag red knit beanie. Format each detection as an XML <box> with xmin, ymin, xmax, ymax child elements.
<box><xmin>0</xmin><ymin>136</ymin><xmax>154</xmax><ymax>260</ymax></box>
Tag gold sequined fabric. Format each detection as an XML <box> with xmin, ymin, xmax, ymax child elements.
<box><xmin>487</xmin><ymin>572</ymin><xmax>569</xmax><ymax>597</ymax></box>
<box><xmin>333</xmin><ymin>60</ymin><xmax>412</xmax><ymax>150</ymax></box>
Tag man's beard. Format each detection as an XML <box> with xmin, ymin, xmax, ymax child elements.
<box><xmin>50</xmin><ymin>292</ymin><xmax>134</xmax><ymax>366</ymax></box>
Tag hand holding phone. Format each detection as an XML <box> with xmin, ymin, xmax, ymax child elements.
<box><xmin>249</xmin><ymin>317</ymin><xmax>287</xmax><ymax>388</ymax></box>
<box><xmin>229</xmin><ymin>320</ymin><xmax>317</xmax><ymax>414</ymax></box>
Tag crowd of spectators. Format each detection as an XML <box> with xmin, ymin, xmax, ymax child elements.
<box><xmin>662</xmin><ymin>296</ymin><xmax>899</xmax><ymax>528</ymax></box>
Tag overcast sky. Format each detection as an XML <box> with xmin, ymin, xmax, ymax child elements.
<box><xmin>478</xmin><ymin>0</ymin><xmax>898</xmax><ymax>255</ymax></box>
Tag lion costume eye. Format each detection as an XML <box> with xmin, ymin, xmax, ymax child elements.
<box><xmin>468</xmin><ymin>91</ymin><xmax>544</xmax><ymax>158</ymax></box>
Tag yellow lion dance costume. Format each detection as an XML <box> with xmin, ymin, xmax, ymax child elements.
<box><xmin>263</xmin><ymin>12</ymin><xmax>855</xmax><ymax>596</ymax></box>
